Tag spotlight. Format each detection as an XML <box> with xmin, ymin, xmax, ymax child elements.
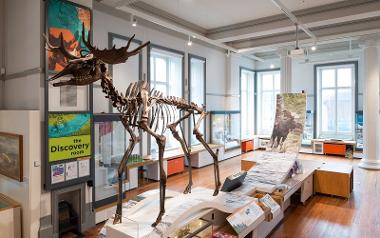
<box><xmin>270</xmin><ymin>64</ymin><xmax>275</xmax><ymax>69</ymax></box>
<box><xmin>311</xmin><ymin>45</ymin><xmax>317</xmax><ymax>51</ymax></box>
<box><xmin>131</xmin><ymin>15</ymin><xmax>137</xmax><ymax>27</ymax></box>
<box><xmin>187</xmin><ymin>36</ymin><xmax>192</xmax><ymax>46</ymax></box>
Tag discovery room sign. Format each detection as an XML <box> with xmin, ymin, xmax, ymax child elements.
<box><xmin>48</xmin><ymin>113</ymin><xmax>91</xmax><ymax>162</ymax></box>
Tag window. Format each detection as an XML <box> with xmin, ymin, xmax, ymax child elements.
<box><xmin>240</xmin><ymin>68</ymin><xmax>255</xmax><ymax>139</ymax></box>
<box><xmin>189</xmin><ymin>55</ymin><xmax>206</xmax><ymax>146</ymax></box>
<box><xmin>93</xmin><ymin>34</ymin><xmax>140</xmax><ymax>113</ymax></box>
<box><xmin>316</xmin><ymin>63</ymin><xmax>355</xmax><ymax>139</ymax></box>
<box><xmin>256</xmin><ymin>70</ymin><xmax>280</xmax><ymax>135</ymax></box>
<box><xmin>149</xmin><ymin>47</ymin><xmax>183</xmax><ymax>153</ymax></box>
<box><xmin>93</xmin><ymin>34</ymin><xmax>142</xmax><ymax>208</ymax></box>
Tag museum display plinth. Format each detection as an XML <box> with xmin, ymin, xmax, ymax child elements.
<box><xmin>314</xmin><ymin>163</ymin><xmax>353</xmax><ymax>198</ymax></box>
<box><xmin>105</xmin><ymin>187</ymin><xmax>268</xmax><ymax>238</ymax></box>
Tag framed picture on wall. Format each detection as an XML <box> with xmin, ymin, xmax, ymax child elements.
<box><xmin>48</xmin><ymin>78</ymin><xmax>89</xmax><ymax>112</ymax></box>
<box><xmin>46</xmin><ymin>0</ymin><xmax>92</xmax><ymax>73</ymax></box>
<box><xmin>46</xmin><ymin>0</ymin><xmax>92</xmax><ymax>112</ymax></box>
<box><xmin>0</xmin><ymin>132</ymin><xmax>23</xmax><ymax>182</ymax></box>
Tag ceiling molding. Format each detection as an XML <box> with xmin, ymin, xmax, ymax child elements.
<box><xmin>128</xmin><ymin>1</ymin><xmax>207</xmax><ymax>34</ymax></box>
<box><xmin>206</xmin><ymin>0</ymin><xmax>380</xmax><ymax>43</ymax></box>
<box><xmin>94</xmin><ymin>1</ymin><xmax>265</xmax><ymax>62</ymax></box>
<box><xmin>237</xmin><ymin>22</ymin><xmax>380</xmax><ymax>53</ymax></box>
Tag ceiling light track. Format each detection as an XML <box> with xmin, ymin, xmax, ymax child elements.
<box><xmin>271</xmin><ymin>0</ymin><xmax>317</xmax><ymax>41</ymax></box>
<box><xmin>112</xmin><ymin>3</ymin><xmax>264</xmax><ymax>62</ymax></box>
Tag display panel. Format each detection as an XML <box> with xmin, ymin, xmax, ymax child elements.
<box><xmin>46</xmin><ymin>0</ymin><xmax>91</xmax><ymax>112</ymax></box>
<box><xmin>48</xmin><ymin>113</ymin><xmax>91</xmax><ymax>162</ymax></box>
<box><xmin>47</xmin><ymin>0</ymin><xmax>91</xmax><ymax>72</ymax></box>
<box><xmin>45</xmin><ymin>112</ymin><xmax>93</xmax><ymax>189</ymax></box>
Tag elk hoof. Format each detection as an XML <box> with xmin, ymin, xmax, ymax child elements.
<box><xmin>183</xmin><ymin>184</ymin><xmax>192</xmax><ymax>194</ymax></box>
<box><xmin>113</xmin><ymin>214</ymin><xmax>122</xmax><ymax>225</ymax></box>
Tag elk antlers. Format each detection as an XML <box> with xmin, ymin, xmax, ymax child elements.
<box><xmin>44</xmin><ymin>23</ymin><xmax>150</xmax><ymax>65</ymax></box>
<box><xmin>44</xmin><ymin>32</ymin><xmax>80</xmax><ymax>60</ymax></box>
<box><xmin>81</xmin><ymin>23</ymin><xmax>150</xmax><ymax>64</ymax></box>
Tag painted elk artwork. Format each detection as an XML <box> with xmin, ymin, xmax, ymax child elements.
<box><xmin>268</xmin><ymin>93</ymin><xmax>307</xmax><ymax>153</ymax></box>
<box><xmin>44</xmin><ymin>25</ymin><xmax>221</xmax><ymax>226</ymax></box>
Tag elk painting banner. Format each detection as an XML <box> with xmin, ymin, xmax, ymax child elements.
<box><xmin>48</xmin><ymin>113</ymin><xmax>91</xmax><ymax>162</ymax></box>
<box><xmin>267</xmin><ymin>93</ymin><xmax>307</xmax><ymax>153</ymax></box>
<box><xmin>47</xmin><ymin>0</ymin><xmax>91</xmax><ymax>72</ymax></box>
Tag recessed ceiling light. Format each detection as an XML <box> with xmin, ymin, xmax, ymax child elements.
<box><xmin>311</xmin><ymin>45</ymin><xmax>317</xmax><ymax>51</ymax></box>
<box><xmin>270</xmin><ymin>64</ymin><xmax>275</xmax><ymax>69</ymax></box>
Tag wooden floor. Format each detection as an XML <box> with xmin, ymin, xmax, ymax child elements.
<box><xmin>75</xmin><ymin>151</ymin><xmax>380</xmax><ymax>238</ymax></box>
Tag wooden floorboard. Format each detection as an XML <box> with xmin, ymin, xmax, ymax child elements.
<box><xmin>68</xmin><ymin>151</ymin><xmax>379</xmax><ymax>238</ymax></box>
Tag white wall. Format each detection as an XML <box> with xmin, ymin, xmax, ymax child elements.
<box><xmin>0</xmin><ymin>110</ymin><xmax>41</xmax><ymax>238</ymax></box>
<box><xmin>3</xmin><ymin>0</ymin><xmax>42</xmax><ymax>110</ymax></box>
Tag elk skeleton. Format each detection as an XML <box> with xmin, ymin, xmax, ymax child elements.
<box><xmin>45</xmin><ymin>25</ymin><xmax>221</xmax><ymax>227</ymax></box>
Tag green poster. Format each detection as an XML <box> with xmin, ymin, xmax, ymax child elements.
<box><xmin>48</xmin><ymin>113</ymin><xmax>91</xmax><ymax>162</ymax></box>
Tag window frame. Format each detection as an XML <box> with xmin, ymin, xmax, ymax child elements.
<box><xmin>147</xmin><ymin>44</ymin><xmax>185</xmax><ymax>153</ymax></box>
<box><xmin>239</xmin><ymin>66</ymin><xmax>255</xmax><ymax>139</ymax></box>
<box><xmin>314</xmin><ymin>61</ymin><xmax>358</xmax><ymax>140</ymax></box>
<box><xmin>254</xmin><ymin>68</ymin><xmax>281</xmax><ymax>135</ymax></box>
<box><xmin>93</xmin><ymin>32</ymin><xmax>143</xmax><ymax>209</ymax></box>
<box><xmin>188</xmin><ymin>53</ymin><xmax>206</xmax><ymax>146</ymax></box>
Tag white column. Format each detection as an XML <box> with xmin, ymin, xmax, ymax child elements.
<box><xmin>359</xmin><ymin>39</ymin><xmax>380</xmax><ymax>170</ymax></box>
<box><xmin>278</xmin><ymin>49</ymin><xmax>292</xmax><ymax>93</ymax></box>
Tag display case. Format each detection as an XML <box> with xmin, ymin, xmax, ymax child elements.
<box><xmin>355</xmin><ymin>111</ymin><xmax>363</xmax><ymax>150</ymax></box>
<box><xmin>210</xmin><ymin>111</ymin><xmax>241</xmax><ymax>151</ymax></box>
<box><xmin>168</xmin><ymin>218</ymin><xmax>213</xmax><ymax>238</ymax></box>
<box><xmin>303</xmin><ymin>110</ymin><xmax>314</xmax><ymax>145</ymax></box>
<box><xmin>93</xmin><ymin>118</ymin><xmax>139</xmax><ymax>207</ymax></box>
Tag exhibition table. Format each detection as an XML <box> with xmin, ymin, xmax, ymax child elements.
<box><xmin>104</xmin><ymin>158</ymin><xmax>324</xmax><ymax>238</ymax></box>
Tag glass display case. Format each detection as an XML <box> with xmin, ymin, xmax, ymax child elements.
<box><xmin>210</xmin><ymin>111</ymin><xmax>241</xmax><ymax>151</ymax></box>
<box><xmin>168</xmin><ymin>219</ymin><xmax>213</xmax><ymax>238</ymax></box>
<box><xmin>355</xmin><ymin>111</ymin><xmax>363</xmax><ymax>150</ymax></box>
<box><xmin>93</xmin><ymin>118</ymin><xmax>140</xmax><ymax>207</ymax></box>
<box><xmin>302</xmin><ymin>110</ymin><xmax>314</xmax><ymax>145</ymax></box>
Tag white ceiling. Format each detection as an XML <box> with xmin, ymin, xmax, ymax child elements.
<box><xmin>140</xmin><ymin>0</ymin><xmax>347</xmax><ymax>29</ymax></box>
